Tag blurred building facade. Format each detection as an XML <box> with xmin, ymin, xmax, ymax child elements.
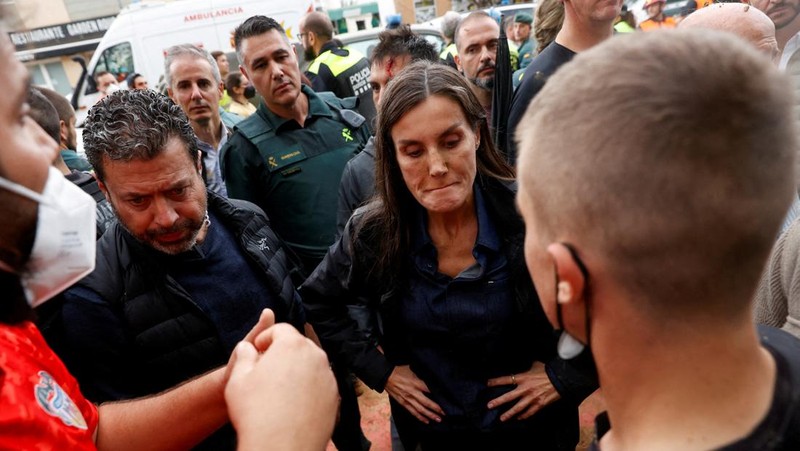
<box><xmin>7</xmin><ymin>0</ymin><xmax>133</xmax><ymax>95</ymax></box>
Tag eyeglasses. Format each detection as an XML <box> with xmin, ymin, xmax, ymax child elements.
<box><xmin>298</xmin><ymin>32</ymin><xmax>308</xmax><ymax>39</ymax></box>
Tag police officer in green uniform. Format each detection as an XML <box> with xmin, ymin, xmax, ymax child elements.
<box><xmin>223</xmin><ymin>17</ymin><xmax>372</xmax><ymax>451</ymax></box>
<box><xmin>223</xmin><ymin>16</ymin><xmax>370</xmax><ymax>278</ymax></box>
<box><xmin>515</xmin><ymin>13</ymin><xmax>535</xmax><ymax>70</ymax></box>
<box><xmin>299</xmin><ymin>11</ymin><xmax>376</xmax><ymax>128</ymax></box>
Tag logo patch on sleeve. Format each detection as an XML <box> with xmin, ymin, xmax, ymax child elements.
<box><xmin>34</xmin><ymin>371</ymin><xmax>88</xmax><ymax>430</ymax></box>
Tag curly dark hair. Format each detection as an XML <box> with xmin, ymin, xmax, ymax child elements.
<box><xmin>83</xmin><ymin>89</ymin><xmax>199</xmax><ymax>182</ymax></box>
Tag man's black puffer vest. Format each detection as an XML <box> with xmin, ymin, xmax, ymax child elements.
<box><xmin>79</xmin><ymin>191</ymin><xmax>303</xmax><ymax>397</ymax></box>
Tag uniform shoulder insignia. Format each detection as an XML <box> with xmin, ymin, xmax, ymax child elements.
<box><xmin>339</xmin><ymin>109</ymin><xmax>365</xmax><ymax>128</ymax></box>
<box><xmin>318</xmin><ymin>93</ymin><xmax>365</xmax><ymax>128</ymax></box>
<box><xmin>339</xmin><ymin>96</ymin><xmax>359</xmax><ymax>110</ymax></box>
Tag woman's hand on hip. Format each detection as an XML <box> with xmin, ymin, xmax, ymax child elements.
<box><xmin>385</xmin><ymin>365</ymin><xmax>445</xmax><ymax>424</ymax></box>
<box><xmin>486</xmin><ymin>361</ymin><xmax>561</xmax><ymax>421</ymax></box>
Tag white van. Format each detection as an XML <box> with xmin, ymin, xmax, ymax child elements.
<box><xmin>71</xmin><ymin>0</ymin><xmax>312</xmax><ymax>124</ymax></box>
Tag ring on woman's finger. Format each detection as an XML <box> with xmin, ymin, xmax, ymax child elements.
<box><xmin>511</xmin><ymin>374</ymin><xmax>517</xmax><ymax>385</ymax></box>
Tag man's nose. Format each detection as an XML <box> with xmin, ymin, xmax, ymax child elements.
<box><xmin>480</xmin><ymin>46</ymin><xmax>492</xmax><ymax>62</ymax></box>
<box><xmin>271</xmin><ymin>65</ymin><xmax>285</xmax><ymax>80</ymax></box>
<box><xmin>152</xmin><ymin>197</ymin><xmax>179</xmax><ymax>228</ymax></box>
<box><xmin>190</xmin><ymin>83</ymin><xmax>202</xmax><ymax>100</ymax></box>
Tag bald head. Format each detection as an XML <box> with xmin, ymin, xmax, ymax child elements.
<box><xmin>454</xmin><ymin>11</ymin><xmax>498</xmax><ymax>49</ymax></box>
<box><xmin>517</xmin><ymin>29</ymin><xmax>795</xmax><ymax>319</ymax></box>
<box><xmin>303</xmin><ymin>11</ymin><xmax>333</xmax><ymax>41</ymax></box>
<box><xmin>679</xmin><ymin>3</ymin><xmax>778</xmax><ymax>61</ymax></box>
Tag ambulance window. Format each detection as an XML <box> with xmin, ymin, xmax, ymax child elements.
<box><xmin>89</xmin><ymin>42</ymin><xmax>134</xmax><ymax>94</ymax></box>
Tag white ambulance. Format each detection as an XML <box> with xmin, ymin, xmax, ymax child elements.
<box><xmin>71</xmin><ymin>0</ymin><xmax>312</xmax><ymax>124</ymax></box>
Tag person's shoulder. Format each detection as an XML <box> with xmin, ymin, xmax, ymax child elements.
<box><xmin>313</xmin><ymin>89</ymin><xmax>355</xmax><ymax>110</ymax></box>
<box><xmin>345</xmin><ymin>146</ymin><xmax>375</xmax><ymax>169</ymax></box>
<box><xmin>638</xmin><ymin>19</ymin><xmax>656</xmax><ymax>30</ymax></box>
<box><xmin>65</xmin><ymin>170</ymin><xmax>94</xmax><ymax>187</ymax></box>
<box><xmin>210</xmin><ymin>190</ymin><xmax>269</xmax><ymax>222</ymax></box>
<box><xmin>93</xmin><ymin>222</ymin><xmax>125</xmax><ymax>261</ymax></box>
<box><xmin>0</xmin><ymin>320</ymin><xmax>41</xmax><ymax>348</ymax></box>
<box><xmin>760</xmin><ymin>326</ymin><xmax>800</xmax><ymax>368</ymax></box>
<box><xmin>70</xmin><ymin>223</ymin><xmax>130</xmax><ymax>295</ymax></box>
<box><xmin>530</xmin><ymin>42</ymin><xmax>575</xmax><ymax>71</ymax></box>
<box><xmin>512</xmin><ymin>43</ymin><xmax>574</xmax><ymax>105</ymax></box>
<box><xmin>225</xmin><ymin>128</ymin><xmax>257</xmax><ymax>150</ymax></box>
<box><xmin>759</xmin><ymin>325</ymin><xmax>800</xmax><ymax>398</ymax></box>
<box><xmin>481</xmin><ymin>177</ymin><xmax>521</xmax><ymax>223</ymax></box>
<box><xmin>733</xmin><ymin>326</ymin><xmax>800</xmax><ymax>450</ymax></box>
<box><xmin>228</xmin><ymin>111</ymin><xmax>271</xmax><ymax>146</ymax></box>
<box><xmin>220</xmin><ymin>107</ymin><xmax>244</xmax><ymax>129</ymax></box>
<box><xmin>776</xmin><ymin>217</ymin><xmax>800</xmax><ymax>264</ymax></box>
<box><xmin>482</xmin><ymin>175</ymin><xmax>517</xmax><ymax>194</ymax></box>
<box><xmin>313</xmin><ymin>91</ymin><xmax>368</xmax><ymax>131</ymax></box>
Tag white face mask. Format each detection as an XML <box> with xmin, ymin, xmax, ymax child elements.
<box><xmin>105</xmin><ymin>82</ymin><xmax>122</xmax><ymax>95</ymax></box>
<box><xmin>0</xmin><ymin>167</ymin><xmax>96</xmax><ymax>307</ymax></box>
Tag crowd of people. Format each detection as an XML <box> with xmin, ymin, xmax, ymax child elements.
<box><xmin>3</xmin><ymin>1</ymin><xmax>800</xmax><ymax>450</ymax></box>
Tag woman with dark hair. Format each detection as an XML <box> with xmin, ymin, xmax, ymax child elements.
<box><xmin>302</xmin><ymin>61</ymin><xmax>590</xmax><ymax>449</ymax></box>
<box><xmin>224</xmin><ymin>72</ymin><xmax>256</xmax><ymax>118</ymax></box>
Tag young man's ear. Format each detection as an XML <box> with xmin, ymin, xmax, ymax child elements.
<box><xmin>59</xmin><ymin>120</ymin><xmax>68</xmax><ymax>147</ymax></box>
<box><xmin>546</xmin><ymin>243</ymin><xmax>587</xmax><ymax>307</ymax></box>
<box><xmin>546</xmin><ymin>242</ymin><xmax>591</xmax><ymax>342</ymax></box>
<box><xmin>96</xmin><ymin>179</ymin><xmax>111</xmax><ymax>204</ymax></box>
<box><xmin>307</xmin><ymin>31</ymin><xmax>317</xmax><ymax>49</ymax></box>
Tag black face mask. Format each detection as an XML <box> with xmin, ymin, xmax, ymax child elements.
<box><xmin>243</xmin><ymin>85</ymin><xmax>256</xmax><ymax>99</ymax></box>
<box><xmin>554</xmin><ymin>243</ymin><xmax>598</xmax><ymax>381</ymax></box>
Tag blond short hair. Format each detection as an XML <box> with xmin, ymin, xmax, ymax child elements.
<box><xmin>517</xmin><ymin>30</ymin><xmax>796</xmax><ymax>318</ymax></box>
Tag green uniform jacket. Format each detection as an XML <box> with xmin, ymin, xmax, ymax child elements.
<box><xmin>220</xmin><ymin>85</ymin><xmax>370</xmax><ymax>270</ymax></box>
<box><xmin>517</xmin><ymin>38</ymin><xmax>534</xmax><ymax>70</ymax></box>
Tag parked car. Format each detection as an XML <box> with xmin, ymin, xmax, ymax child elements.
<box><xmin>335</xmin><ymin>24</ymin><xmax>447</xmax><ymax>60</ymax></box>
